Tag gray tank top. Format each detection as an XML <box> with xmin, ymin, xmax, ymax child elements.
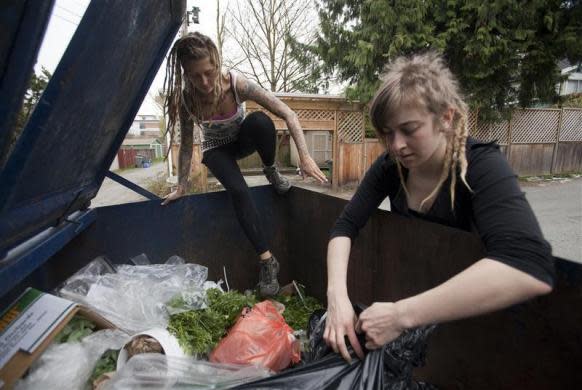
<box><xmin>199</xmin><ymin>71</ymin><xmax>245</xmax><ymax>152</ymax></box>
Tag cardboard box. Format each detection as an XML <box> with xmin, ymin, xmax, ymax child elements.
<box><xmin>0</xmin><ymin>288</ymin><xmax>115</xmax><ymax>389</ymax></box>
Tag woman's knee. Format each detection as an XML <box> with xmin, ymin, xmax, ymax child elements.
<box><xmin>245</xmin><ymin>111</ymin><xmax>275</xmax><ymax>134</ymax></box>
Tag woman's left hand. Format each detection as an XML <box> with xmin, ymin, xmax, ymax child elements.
<box><xmin>355</xmin><ymin>302</ymin><xmax>407</xmax><ymax>350</ymax></box>
<box><xmin>299</xmin><ymin>155</ymin><xmax>328</xmax><ymax>184</ymax></box>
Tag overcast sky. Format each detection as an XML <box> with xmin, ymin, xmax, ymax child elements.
<box><xmin>35</xmin><ymin>0</ymin><xmax>223</xmax><ymax>116</ymax></box>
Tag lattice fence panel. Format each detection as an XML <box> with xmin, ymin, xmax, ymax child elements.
<box><xmin>472</xmin><ymin>118</ymin><xmax>509</xmax><ymax>144</ymax></box>
<box><xmin>467</xmin><ymin>111</ymin><xmax>478</xmax><ymax>135</ymax></box>
<box><xmin>295</xmin><ymin>109</ymin><xmax>335</xmax><ymax>120</ymax></box>
<box><xmin>560</xmin><ymin>109</ymin><xmax>582</xmax><ymax>142</ymax></box>
<box><xmin>337</xmin><ymin>111</ymin><xmax>364</xmax><ymax>143</ymax></box>
<box><xmin>511</xmin><ymin>109</ymin><xmax>559</xmax><ymax>144</ymax></box>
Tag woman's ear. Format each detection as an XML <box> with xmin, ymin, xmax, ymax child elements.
<box><xmin>441</xmin><ymin>107</ymin><xmax>455</xmax><ymax>132</ymax></box>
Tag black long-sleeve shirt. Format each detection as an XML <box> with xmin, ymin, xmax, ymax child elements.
<box><xmin>330</xmin><ymin>138</ymin><xmax>555</xmax><ymax>286</ymax></box>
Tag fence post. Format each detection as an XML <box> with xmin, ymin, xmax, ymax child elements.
<box><xmin>332</xmin><ymin>110</ymin><xmax>339</xmax><ymax>190</ymax></box>
<box><xmin>551</xmin><ymin>109</ymin><xmax>563</xmax><ymax>175</ymax></box>
<box><xmin>506</xmin><ymin>111</ymin><xmax>513</xmax><ymax>161</ymax></box>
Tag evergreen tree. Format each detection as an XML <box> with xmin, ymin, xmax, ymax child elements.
<box><xmin>306</xmin><ymin>0</ymin><xmax>582</xmax><ymax>116</ymax></box>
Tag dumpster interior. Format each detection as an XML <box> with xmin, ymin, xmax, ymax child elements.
<box><xmin>1</xmin><ymin>0</ymin><xmax>582</xmax><ymax>389</ymax></box>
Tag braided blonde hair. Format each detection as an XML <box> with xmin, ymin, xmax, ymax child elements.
<box><xmin>163</xmin><ymin>32</ymin><xmax>223</xmax><ymax>151</ymax></box>
<box><xmin>369</xmin><ymin>51</ymin><xmax>471</xmax><ymax>211</ymax></box>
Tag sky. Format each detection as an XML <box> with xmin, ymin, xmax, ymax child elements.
<box><xmin>35</xmin><ymin>0</ymin><xmax>222</xmax><ymax>116</ymax></box>
<box><xmin>34</xmin><ymin>1</ymin><xmax>340</xmax><ymax>117</ymax></box>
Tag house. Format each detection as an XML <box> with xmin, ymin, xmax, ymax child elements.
<box><xmin>129</xmin><ymin>114</ymin><xmax>161</xmax><ymax>136</ymax></box>
<box><xmin>558</xmin><ymin>60</ymin><xmax>582</xmax><ymax>96</ymax></box>
<box><xmin>121</xmin><ymin>137</ymin><xmax>164</xmax><ymax>159</ymax></box>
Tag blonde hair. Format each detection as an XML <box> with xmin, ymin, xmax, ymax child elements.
<box><xmin>163</xmin><ymin>32</ymin><xmax>223</xmax><ymax>150</ymax></box>
<box><xmin>369</xmin><ymin>51</ymin><xmax>471</xmax><ymax>211</ymax></box>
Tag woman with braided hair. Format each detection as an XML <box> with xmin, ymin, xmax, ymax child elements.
<box><xmin>323</xmin><ymin>52</ymin><xmax>555</xmax><ymax>362</ymax></box>
<box><xmin>161</xmin><ymin>32</ymin><xmax>327</xmax><ymax>297</ymax></box>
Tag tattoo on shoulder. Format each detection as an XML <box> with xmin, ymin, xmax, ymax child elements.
<box><xmin>240</xmin><ymin>79</ymin><xmax>287</xmax><ymax>117</ymax></box>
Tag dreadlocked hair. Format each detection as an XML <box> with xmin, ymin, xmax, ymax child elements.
<box><xmin>162</xmin><ymin>32</ymin><xmax>223</xmax><ymax>156</ymax></box>
<box><xmin>369</xmin><ymin>51</ymin><xmax>471</xmax><ymax>212</ymax></box>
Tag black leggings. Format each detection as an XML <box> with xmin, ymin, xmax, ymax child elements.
<box><xmin>202</xmin><ymin>111</ymin><xmax>276</xmax><ymax>254</ymax></box>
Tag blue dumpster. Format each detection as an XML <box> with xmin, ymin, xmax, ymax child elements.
<box><xmin>1</xmin><ymin>1</ymin><xmax>582</xmax><ymax>388</ymax></box>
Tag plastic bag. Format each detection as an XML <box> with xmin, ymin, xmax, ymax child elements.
<box><xmin>210</xmin><ymin>300</ymin><xmax>301</xmax><ymax>372</ymax></box>
<box><xmin>104</xmin><ymin>353</ymin><xmax>271</xmax><ymax>389</ymax></box>
<box><xmin>235</xmin><ymin>306</ymin><xmax>437</xmax><ymax>389</ymax></box>
<box><xmin>57</xmin><ymin>256</ymin><xmax>116</xmax><ymax>297</ymax></box>
<box><xmin>14</xmin><ymin>329</ymin><xmax>128</xmax><ymax>390</ymax></box>
<box><xmin>59</xmin><ymin>257</ymin><xmax>209</xmax><ymax>333</ymax></box>
<box><xmin>165</xmin><ymin>280</ymin><xmax>224</xmax><ymax>315</ymax></box>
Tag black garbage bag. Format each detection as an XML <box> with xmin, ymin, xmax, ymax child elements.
<box><xmin>235</xmin><ymin>305</ymin><xmax>437</xmax><ymax>390</ymax></box>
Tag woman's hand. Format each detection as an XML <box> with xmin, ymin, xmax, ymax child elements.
<box><xmin>161</xmin><ymin>186</ymin><xmax>185</xmax><ymax>205</ymax></box>
<box><xmin>355</xmin><ymin>302</ymin><xmax>407</xmax><ymax>350</ymax></box>
<box><xmin>323</xmin><ymin>293</ymin><xmax>364</xmax><ymax>362</ymax></box>
<box><xmin>299</xmin><ymin>155</ymin><xmax>328</xmax><ymax>184</ymax></box>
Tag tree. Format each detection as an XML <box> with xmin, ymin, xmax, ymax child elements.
<box><xmin>307</xmin><ymin>0</ymin><xmax>582</xmax><ymax>117</ymax></box>
<box><xmin>1</xmin><ymin>67</ymin><xmax>51</xmax><ymax>168</ymax></box>
<box><xmin>216</xmin><ymin>0</ymin><xmax>228</xmax><ymax>59</ymax></box>
<box><xmin>225</xmin><ymin>0</ymin><xmax>325</xmax><ymax>93</ymax></box>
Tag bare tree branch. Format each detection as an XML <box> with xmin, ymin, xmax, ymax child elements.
<box><xmin>226</xmin><ymin>0</ymin><xmax>320</xmax><ymax>92</ymax></box>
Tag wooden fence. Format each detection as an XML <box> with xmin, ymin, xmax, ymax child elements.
<box><xmin>173</xmin><ymin>95</ymin><xmax>582</xmax><ymax>189</ymax></box>
<box><xmin>363</xmin><ymin>108</ymin><xmax>582</xmax><ymax>179</ymax></box>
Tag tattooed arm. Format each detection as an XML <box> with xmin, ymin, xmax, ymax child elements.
<box><xmin>236</xmin><ymin>75</ymin><xmax>327</xmax><ymax>183</ymax></box>
<box><xmin>177</xmin><ymin>113</ymin><xmax>194</xmax><ymax>193</ymax></box>
<box><xmin>161</xmin><ymin>103</ymin><xmax>194</xmax><ymax>205</ymax></box>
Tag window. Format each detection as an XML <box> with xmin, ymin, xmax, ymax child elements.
<box><xmin>139</xmin><ymin>122</ymin><xmax>145</xmax><ymax>129</ymax></box>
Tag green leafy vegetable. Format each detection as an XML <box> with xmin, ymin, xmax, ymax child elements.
<box><xmin>167</xmin><ymin>289</ymin><xmax>256</xmax><ymax>355</ymax></box>
<box><xmin>273</xmin><ymin>294</ymin><xmax>323</xmax><ymax>332</ymax></box>
<box><xmin>167</xmin><ymin>287</ymin><xmax>323</xmax><ymax>356</ymax></box>
<box><xmin>90</xmin><ymin>349</ymin><xmax>119</xmax><ymax>382</ymax></box>
<box><xmin>53</xmin><ymin>316</ymin><xmax>96</xmax><ymax>344</ymax></box>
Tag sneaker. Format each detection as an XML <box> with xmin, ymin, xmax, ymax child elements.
<box><xmin>258</xmin><ymin>256</ymin><xmax>280</xmax><ymax>297</ymax></box>
<box><xmin>263</xmin><ymin>165</ymin><xmax>291</xmax><ymax>194</ymax></box>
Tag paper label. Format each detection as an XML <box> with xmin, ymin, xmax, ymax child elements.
<box><xmin>0</xmin><ymin>289</ymin><xmax>75</xmax><ymax>368</ymax></box>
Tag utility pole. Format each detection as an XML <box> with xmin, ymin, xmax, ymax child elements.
<box><xmin>181</xmin><ymin>6</ymin><xmax>200</xmax><ymax>37</ymax></box>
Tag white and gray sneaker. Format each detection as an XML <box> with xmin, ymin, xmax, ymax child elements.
<box><xmin>263</xmin><ymin>165</ymin><xmax>291</xmax><ymax>194</ymax></box>
<box><xmin>258</xmin><ymin>256</ymin><xmax>280</xmax><ymax>297</ymax></box>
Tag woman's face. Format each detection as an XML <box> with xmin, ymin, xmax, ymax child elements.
<box><xmin>183</xmin><ymin>57</ymin><xmax>218</xmax><ymax>95</ymax></box>
<box><xmin>381</xmin><ymin>103</ymin><xmax>451</xmax><ymax>170</ymax></box>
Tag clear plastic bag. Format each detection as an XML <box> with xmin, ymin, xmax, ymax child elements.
<box><xmin>165</xmin><ymin>280</ymin><xmax>225</xmax><ymax>315</ymax></box>
<box><xmin>105</xmin><ymin>353</ymin><xmax>271</xmax><ymax>389</ymax></box>
<box><xmin>58</xmin><ymin>256</ymin><xmax>116</xmax><ymax>298</ymax></box>
<box><xmin>14</xmin><ymin>329</ymin><xmax>128</xmax><ymax>390</ymax></box>
<box><xmin>59</xmin><ymin>257</ymin><xmax>209</xmax><ymax>333</ymax></box>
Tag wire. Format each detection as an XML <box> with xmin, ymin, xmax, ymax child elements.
<box><xmin>56</xmin><ymin>4</ymin><xmax>83</xmax><ymax>19</ymax></box>
<box><xmin>52</xmin><ymin>13</ymin><xmax>79</xmax><ymax>27</ymax></box>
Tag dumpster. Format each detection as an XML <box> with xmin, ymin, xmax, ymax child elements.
<box><xmin>2</xmin><ymin>1</ymin><xmax>582</xmax><ymax>389</ymax></box>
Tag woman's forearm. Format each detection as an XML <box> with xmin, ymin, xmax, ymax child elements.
<box><xmin>284</xmin><ymin>111</ymin><xmax>310</xmax><ymax>159</ymax></box>
<box><xmin>327</xmin><ymin>236</ymin><xmax>352</xmax><ymax>298</ymax></box>
<box><xmin>396</xmin><ymin>258</ymin><xmax>552</xmax><ymax>330</ymax></box>
<box><xmin>177</xmin><ymin>126</ymin><xmax>193</xmax><ymax>191</ymax></box>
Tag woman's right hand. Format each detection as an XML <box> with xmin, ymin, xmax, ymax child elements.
<box><xmin>161</xmin><ymin>186</ymin><xmax>185</xmax><ymax>205</ymax></box>
<box><xmin>323</xmin><ymin>293</ymin><xmax>365</xmax><ymax>362</ymax></box>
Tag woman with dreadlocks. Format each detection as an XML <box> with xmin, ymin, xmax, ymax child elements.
<box><xmin>161</xmin><ymin>32</ymin><xmax>327</xmax><ymax>297</ymax></box>
<box><xmin>323</xmin><ymin>52</ymin><xmax>555</xmax><ymax>362</ymax></box>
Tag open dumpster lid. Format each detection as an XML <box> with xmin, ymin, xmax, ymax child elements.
<box><xmin>0</xmin><ymin>0</ymin><xmax>185</xmax><ymax>254</ymax></box>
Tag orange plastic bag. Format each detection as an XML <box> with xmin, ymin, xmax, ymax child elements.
<box><xmin>209</xmin><ymin>300</ymin><xmax>301</xmax><ymax>372</ymax></box>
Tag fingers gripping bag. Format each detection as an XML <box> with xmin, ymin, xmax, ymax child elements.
<box><xmin>209</xmin><ymin>300</ymin><xmax>300</xmax><ymax>372</ymax></box>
